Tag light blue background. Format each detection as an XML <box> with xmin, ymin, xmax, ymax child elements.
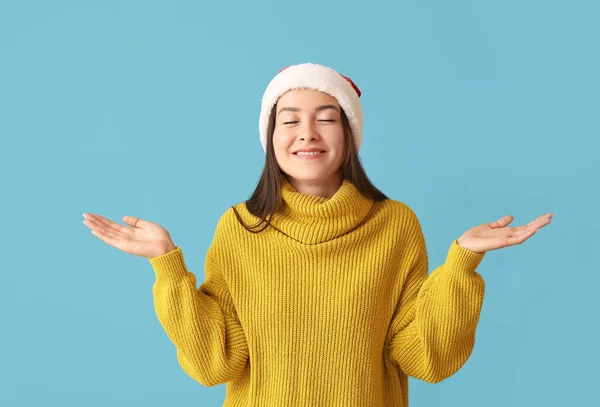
<box><xmin>2</xmin><ymin>1</ymin><xmax>598</xmax><ymax>406</ymax></box>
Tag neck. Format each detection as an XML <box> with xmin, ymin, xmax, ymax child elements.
<box><xmin>283</xmin><ymin>174</ymin><xmax>343</xmax><ymax>199</ymax></box>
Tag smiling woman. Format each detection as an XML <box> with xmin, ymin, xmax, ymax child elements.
<box><xmin>142</xmin><ymin>63</ymin><xmax>490</xmax><ymax>407</ymax></box>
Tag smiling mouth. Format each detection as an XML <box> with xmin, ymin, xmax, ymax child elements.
<box><xmin>293</xmin><ymin>151</ymin><xmax>326</xmax><ymax>155</ymax></box>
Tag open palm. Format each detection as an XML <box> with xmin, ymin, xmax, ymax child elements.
<box><xmin>457</xmin><ymin>212</ymin><xmax>554</xmax><ymax>254</ymax></box>
<box><xmin>82</xmin><ymin>213</ymin><xmax>176</xmax><ymax>258</ymax></box>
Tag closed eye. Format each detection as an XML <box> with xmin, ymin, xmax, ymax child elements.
<box><xmin>283</xmin><ymin>120</ymin><xmax>335</xmax><ymax>124</ymax></box>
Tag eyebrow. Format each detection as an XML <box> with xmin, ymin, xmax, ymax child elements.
<box><xmin>277</xmin><ymin>104</ymin><xmax>340</xmax><ymax>116</ymax></box>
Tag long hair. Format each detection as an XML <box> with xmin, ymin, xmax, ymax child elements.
<box><xmin>231</xmin><ymin>103</ymin><xmax>388</xmax><ymax>233</ymax></box>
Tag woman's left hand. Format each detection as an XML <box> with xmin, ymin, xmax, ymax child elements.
<box><xmin>457</xmin><ymin>212</ymin><xmax>554</xmax><ymax>254</ymax></box>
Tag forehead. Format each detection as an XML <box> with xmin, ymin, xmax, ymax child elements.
<box><xmin>276</xmin><ymin>89</ymin><xmax>339</xmax><ymax>107</ymax></box>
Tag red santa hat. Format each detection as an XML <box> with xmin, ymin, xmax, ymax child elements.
<box><xmin>259</xmin><ymin>63</ymin><xmax>363</xmax><ymax>153</ymax></box>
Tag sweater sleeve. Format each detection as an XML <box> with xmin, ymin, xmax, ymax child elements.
<box><xmin>387</xmin><ymin>212</ymin><xmax>486</xmax><ymax>384</ymax></box>
<box><xmin>148</xmin><ymin>238</ymin><xmax>249</xmax><ymax>387</ymax></box>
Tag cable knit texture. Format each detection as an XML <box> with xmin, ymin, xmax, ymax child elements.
<box><xmin>148</xmin><ymin>178</ymin><xmax>486</xmax><ymax>406</ymax></box>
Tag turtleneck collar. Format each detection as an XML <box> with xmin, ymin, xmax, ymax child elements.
<box><xmin>269</xmin><ymin>178</ymin><xmax>378</xmax><ymax>245</ymax></box>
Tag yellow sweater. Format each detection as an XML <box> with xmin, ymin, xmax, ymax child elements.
<box><xmin>148</xmin><ymin>178</ymin><xmax>486</xmax><ymax>406</ymax></box>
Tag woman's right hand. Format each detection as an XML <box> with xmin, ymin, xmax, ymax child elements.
<box><xmin>82</xmin><ymin>213</ymin><xmax>177</xmax><ymax>258</ymax></box>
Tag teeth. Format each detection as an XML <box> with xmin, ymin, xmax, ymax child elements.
<box><xmin>296</xmin><ymin>151</ymin><xmax>324</xmax><ymax>156</ymax></box>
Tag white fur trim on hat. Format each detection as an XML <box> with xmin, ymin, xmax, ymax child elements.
<box><xmin>259</xmin><ymin>63</ymin><xmax>363</xmax><ymax>153</ymax></box>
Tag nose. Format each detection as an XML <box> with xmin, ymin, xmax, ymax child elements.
<box><xmin>298</xmin><ymin>121</ymin><xmax>320</xmax><ymax>142</ymax></box>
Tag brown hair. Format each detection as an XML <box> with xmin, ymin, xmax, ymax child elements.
<box><xmin>231</xmin><ymin>103</ymin><xmax>388</xmax><ymax>233</ymax></box>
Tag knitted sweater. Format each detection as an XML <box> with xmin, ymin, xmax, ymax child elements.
<box><xmin>148</xmin><ymin>178</ymin><xmax>486</xmax><ymax>406</ymax></box>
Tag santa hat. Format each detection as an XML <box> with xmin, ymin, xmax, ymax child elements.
<box><xmin>259</xmin><ymin>63</ymin><xmax>363</xmax><ymax>153</ymax></box>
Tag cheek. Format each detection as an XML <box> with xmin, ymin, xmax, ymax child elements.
<box><xmin>273</xmin><ymin>131</ymin><xmax>294</xmax><ymax>149</ymax></box>
<box><xmin>272</xmin><ymin>133</ymin><xmax>293</xmax><ymax>160</ymax></box>
<box><xmin>272</xmin><ymin>133</ymin><xmax>286</xmax><ymax>152</ymax></box>
<box><xmin>327</xmin><ymin>128</ymin><xmax>346</xmax><ymax>149</ymax></box>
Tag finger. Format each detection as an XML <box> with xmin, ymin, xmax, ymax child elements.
<box><xmin>83</xmin><ymin>219</ymin><xmax>129</xmax><ymax>239</ymax></box>
<box><xmin>85</xmin><ymin>213</ymin><xmax>132</xmax><ymax>238</ymax></box>
<box><xmin>525</xmin><ymin>213</ymin><xmax>553</xmax><ymax>228</ymax></box>
<box><xmin>523</xmin><ymin>222</ymin><xmax>550</xmax><ymax>234</ymax></box>
<box><xmin>490</xmin><ymin>215</ymin><xmax>514</xmax><ymax>229</ymax></box>
<box><xmin>509</xmin><ymin>213</ymin><xmax>554</xmax><ymax>232</ymax></box>
<box><xmin>517</xmin><ymin>214</ymin><xmax>553</xmax><ymax>232</ymax></box>
<box><xmin>123</xmin><ymin>216</ymin><xmax>141</xmax><ymax>228</ymax></box>
<box><xmin>83</xmin><ymin>220</ymin><xmax>129</xmax><ymax>240</ymax></box>
<box><xmin>88</xmin><ymin>213</ymin><xmax>132</xmax><ymax>237</ymax></box>
<box><xmin>83</xmin><ymin>216</ymin><xmax>121</xmax><ymax>236</ymax></box>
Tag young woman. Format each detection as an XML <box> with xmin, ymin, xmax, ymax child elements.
<box><xmin>82</xmin><ymin>63</ymin><xmax>553</xmax><ymax>406</ymax></box>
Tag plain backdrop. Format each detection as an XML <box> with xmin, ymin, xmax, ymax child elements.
<box><xmin>1</xmin><ymin>1</ymin><xmax>598</xmax><ymax>406</ymax></box>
